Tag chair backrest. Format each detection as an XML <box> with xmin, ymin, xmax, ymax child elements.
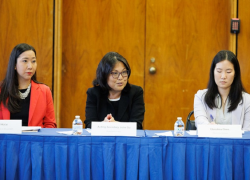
<box><xmin>185</xmin><ymin>110</ymin><xmax>196</xmax><ymax>130</ymax></box>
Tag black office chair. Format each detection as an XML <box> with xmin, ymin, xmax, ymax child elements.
<box><xmin>185</xmin><ymin>110</ymin><xmax>196</xmax><ymax>130</ymax></box>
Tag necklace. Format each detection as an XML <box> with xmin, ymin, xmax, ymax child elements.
<box><xmin>19</xmin><ymin>83</ymin><xmax>31</xmax><ymax>99</ymax></box>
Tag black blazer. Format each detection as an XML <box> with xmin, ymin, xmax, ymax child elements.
<box><xmin>84</xmin><ymin>84</ymin><xmax>145</xmax><ymax>129</ymax></box>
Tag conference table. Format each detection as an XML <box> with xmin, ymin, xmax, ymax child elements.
<box><xmin>1</xmin><ymin>129</ymin><xmax>250</xmax><ymax>180</ymax></box>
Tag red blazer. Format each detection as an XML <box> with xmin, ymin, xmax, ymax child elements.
<box><xmin>0</xmin><ymin>81</ymin><xmax>57</xmax><ymax>128</ymax></box>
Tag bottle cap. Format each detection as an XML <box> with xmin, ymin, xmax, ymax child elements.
<box><xmin>75</xmin><ymin>115</ymin><xmax>80</xmax><ymax>118</ymax></box>
<box><xmin>177</xmin><ymin>117</ymin><xmax>182</xmax><ymax>120</ymax></box>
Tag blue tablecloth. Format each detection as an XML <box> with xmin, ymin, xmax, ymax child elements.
<box><xmin>1</xmin><ymin>129</ymin><xmax>250</xmax><ymax>180</ymax></box>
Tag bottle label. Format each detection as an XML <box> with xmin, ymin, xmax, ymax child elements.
<box><xmin>174</xmin><ymin>124</ymin><xmax>184</xmax><ymax>136</ymax></box>
<box><xmin>73</xmin><ymin>125</ymin><xmax>82</xmax><ymax>135</ymax></box>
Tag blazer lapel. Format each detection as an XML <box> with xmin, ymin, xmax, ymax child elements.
<box><xmin>118</xmin><ymin>92</ymin><xmax>129</xmax><ymax>121</ymax></box>
<box><xmin>29</xmin><ymin>81</ymin><xmax>40</xmax><ymax>123</ymax></box>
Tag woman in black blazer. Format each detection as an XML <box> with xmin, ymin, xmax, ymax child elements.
<box><xmin>84</xmin><ymin>52</ymin><xmax>145</xmax><ymax>129</ymax></box>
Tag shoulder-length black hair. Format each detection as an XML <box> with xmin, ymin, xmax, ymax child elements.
<box><xmin>205</xmin><ymin>50</ymin><xmax>245</xmax><ymax>112</ymax></box>
<box><xmin>0</xmin><ymin>43</ymin><xmax>40</xmax><ymax>113</ymax></box>
<box><xmin>93</xmin><ymin>52</ymin><xmax>131</xmax><ymax>92</ymax></box>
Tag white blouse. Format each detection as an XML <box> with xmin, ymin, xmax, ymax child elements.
<box><xmin>215</xmin><ymin>95</ymin><xmax>232</xmax><ymax>124</ymax></box>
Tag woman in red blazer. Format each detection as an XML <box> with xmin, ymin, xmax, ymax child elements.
<box><xmin>0</xmin><ymin>43</ymin><xmax>57</xmax><ymax>128</ymax></box>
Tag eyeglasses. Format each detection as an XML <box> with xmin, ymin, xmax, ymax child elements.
<box><xmin>110</xmin><ymin>70</ymin><xmax>129</xmax><ymax>79</ymax></box>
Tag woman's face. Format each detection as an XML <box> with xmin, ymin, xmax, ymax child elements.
<box><xmin>15</xmin><ymin>50</ymin><xmax>37</xmax><ymax>83</ymax></box>
<box><xmin>107</xmin><ymin>61</ymin><xmax>128</xmax><ymax>94</ymax></box>
<box><xmin>214</xmin><ymin>60</ymin><xmax>235</xmax><ymax>91</ymax></box>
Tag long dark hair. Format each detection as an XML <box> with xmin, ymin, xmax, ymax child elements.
<box><xmin>205</xmin><ymin>50</ymin><xmax>245</xmax><ymax>112</ymax></box>
<box><xmin>93</xmin><ymin>52</ymin><xmax>131</xmax><ymax>92</ymax></box>
<box><xmin>0</xmin><ymin>43</ymin><xmax>40</xmax><ymax>113</ymax></box>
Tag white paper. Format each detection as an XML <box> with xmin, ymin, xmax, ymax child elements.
<box><xmin>57</xmin><ymin>131</ymin><xmax>87</xmax><ymax>136</ymax></box>
<box><xmin>86</xmin><ymin>129</ymin><xmax>91</xmax><ymax>133</ymax></box>
<box><xmin>0</xmin><ymin>120</ymin><xmax>22</xmax><ymax>134</ymax></box>
<box><xmin>186</xmin><ymin>130</ymin><xmax>197</xmax><ymax>135</ymax></box>
<box><xmin>57</xmin><ymin>131</ymin><xmax>74</xmax><ymax>135</ymax></box>
<box><xmin>91</xmin><ymin>122</ymin><xmax>137</xmax><ymax>136</ymax></box>
<box><xmin>154</xmin><ymin>131</ymin><xmax>173</xmax><ymax>136</ymax></box>
<box><xmin>198</xmin><ymin>125</ymin><xmax>242</xmax><ymax>138</ymax></box>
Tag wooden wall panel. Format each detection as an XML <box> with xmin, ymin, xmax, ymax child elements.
<box><xmin>144</xmin><ymin>0</ymin><xmax>233</xmax><ymax>130</ymax></box>
<box><xmin>238</xmin><ymin>0</ymin><xmax>250</xmax><ymax>93</ymax></box>
<box><xmin>0</xmin><ymin>0</ymin><xmax>54</xmax><ymax>89</ymax></box>
<box><xmin>62</xmin><ymin>0</ymin><xmax>145</xmax><ymax>127</ymax></box>
<box><xmin>54</xmin><ymin>0</ymin><xmax>62</xmax><ymax>126</ymax></box>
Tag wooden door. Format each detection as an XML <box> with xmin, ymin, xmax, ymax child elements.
<box><xmin>238</xmin><ymin>0</ymin><xmax>250</xmax><ymax>92</ymax></box>
<box><xmin>0</xmin><ymin>0</ymin><xmax>54</xmax><ymax>88</ymax></box>
<box><xmin>61</xmin><ymin>0</ymin><xmax>145</xmax><ymax>127</ymax></box>
<box><xmin>144</xmin><ymin>0</ymin><xmax>233</xmax><ymax>130</ymax></box>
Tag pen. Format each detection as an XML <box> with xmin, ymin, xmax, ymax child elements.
<box><xmin>210</xmin><ymin>114</ymin><xmax>214</xmax><ymax>122</ymax></box>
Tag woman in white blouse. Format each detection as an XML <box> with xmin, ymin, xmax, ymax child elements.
<box><xmin>194</xmin><ymin>50</ymin><xmax>250</xmax><ymax>131</ymax></box>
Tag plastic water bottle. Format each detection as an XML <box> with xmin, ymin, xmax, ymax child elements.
<box><xmin>174</xmin><ymin>117</ymin><xmax>184</xmax><ymax>136</ymax></box>
<box><xmin>72</xmin><ymin>115</ymin><xmax>83</xmax><ymax>135</ymax></box>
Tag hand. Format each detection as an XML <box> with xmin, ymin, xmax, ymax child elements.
<box><xmin>210</xmin><ymin>121</ymin><xmax>216</xmax><ymax>125</ymax></box>
<box><xmin>103</xmin><ymin>114</ymin><xmax>116</xmax><ymax>122</ymax></box>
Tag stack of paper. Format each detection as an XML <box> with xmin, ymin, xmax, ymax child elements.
<box><xmin>57</xmin><ymin>131</ymin><xmax>74</xmax><ymax>135</ymax></box>
<box><xmin>186</xmin><ymin>130</ymin><xmax>197</xmax><ymax>135</ymax></box>
<box><xmin>22</xmin><ymin>126</ymin><xmax>41</xmax><ymax>132</ymax></box>
<box><xmin>154</xmin><ymin>131</ymin><xmax>173</xmax><ymax>136</ymax></box>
